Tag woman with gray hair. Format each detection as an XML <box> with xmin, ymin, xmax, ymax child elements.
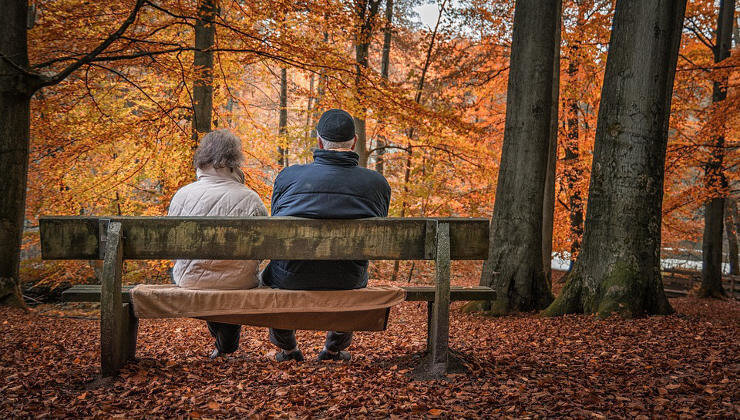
<box><xmin>168</xmin><ymin>129</ymin><xmax>268</xmax><ymax>358</ymax></box>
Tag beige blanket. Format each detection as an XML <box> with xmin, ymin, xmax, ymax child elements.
<box><xmin>131</xmin><ymin>285</ymin><xmax>406</xmax><ymax>331</ymax></box>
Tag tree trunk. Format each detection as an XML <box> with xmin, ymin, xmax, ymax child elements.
<box><xmin>725</xmin><ymin>198</ymin><xmax>739</xmax><ymax>275</ymax></box>
<box><xmin>353</xmin><ymin>0</ymin><xmax>382</xmax><ymax>168</ymax></box>
<box><xmin>278</xmin><ymin>66</ymin><xmax>288</xmax><ymax>167</ymax></box>
<box><xmin>542</xmin><ymin>0</ymin><xmax>562</xmax><ymax>288</ymax></box>
<box><xmin>192</xmin><ymin>0</ymin><xmax>217</xmax><ymax>143</ymax></box>
<box><xmin>310</xmin><ymin>31</ymin><xmax>329</xmax><ymax>143</ymax></box>
<box><xmin>479</xmin><ymin>0</ymin><xmax>559</xmax><ymax>314</ymax></box>
<box><xmin>0</xmin><ymin>0</ymin><xmax>32</xmax><ymax>308</ymax></box>
<box><xmin>698</xmin><ymin>0</ymin><xmax>734</xmax><ymax>298</ymax></box>
<box><xmin>543</xmin><ymin>0</ymin><xmax>685</xmax><ymax>318</ymax></box>
<box><xmin>375</xmin><ymin>0</ymin><xmax>393</xmax><ymax>175</ymax></box>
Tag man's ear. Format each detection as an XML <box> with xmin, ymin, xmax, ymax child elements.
<box><xmin>351</xmin><ymin>135</ymin><xmax>358</xmax><ymax>150</ymax></box>
<box><xmin>317</xmin><ymin>137</ymin><xmax>324</xmax><ymax>150</ymax></box>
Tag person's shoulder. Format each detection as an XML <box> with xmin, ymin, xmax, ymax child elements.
<box><xmin>274</xmin><ymin>163</ymin><xmax>312</xmax><ymax>183</ymax></box>
<box><xmin>354</xmin><ymin>167</ymin><xmax>391</xmax><ymax>189</ymax></box>
<box><xmin>171</xmin><ymin>181</ymin><xmax>199</xmax><ymax>200</ymax></box>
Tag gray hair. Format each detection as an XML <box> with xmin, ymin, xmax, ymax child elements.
<box><xmin>193</xmin><ymin>129</ymin><xmax>245</xmax><ymax>170</ymax></box>
<box><xmin>319</xmin><ymin>134</ymin><xmax>354</xmax><ymax>150</ymax></box>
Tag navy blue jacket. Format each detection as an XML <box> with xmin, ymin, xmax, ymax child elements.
<box><xmin>262</xmin><ymin>149</ymin><xmax>391</xmax><ymax>290</ymax></box>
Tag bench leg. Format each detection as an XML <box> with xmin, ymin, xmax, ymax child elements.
<box><xmin>426</xmin><ymin>301</ymin><xmax>433</xmax><ymax>350</ymax></box>
<box><xmin>101</xmin><ymin>222</ymin><xmax>125</xmax><ymax>377</ymax></box>
<box><xmin>122</xmin><ymin>303</ymin><xmax>138</xmax><ymax>361</ymax></box>
<box><xmin>429</xmin><ymin>222</ymin><xmax>451</xmax><ymax>376</ymax></box>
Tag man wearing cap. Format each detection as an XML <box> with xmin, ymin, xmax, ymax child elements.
<box><xmin>261</xmin><ymin>109</ymin><xmax>391</xmax><ymax>362</ymax></box>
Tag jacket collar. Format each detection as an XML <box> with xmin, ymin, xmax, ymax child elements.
<box><xmin>313</xmin><ymin>149</ymin><xmax>359</xmax><ymax>167</ymax></box>
<box><xmin>196</xmin><ymin>165</ymin><xmax>245</xmax><ymax>183</ymax></box>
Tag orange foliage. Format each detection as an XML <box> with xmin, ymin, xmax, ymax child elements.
<box><xmin>20</xmin><ymin>0</ymin><xmax>738</xmax><ymax>285</ymax></box>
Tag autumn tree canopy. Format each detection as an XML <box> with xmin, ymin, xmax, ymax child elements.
<box><xmin>0</xmin><ymin>0</ymin><xmax>737</xmax><ymax>309</ymax></box>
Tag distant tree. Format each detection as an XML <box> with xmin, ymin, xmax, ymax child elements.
<box><xmin>375</xmin><ymin>0</ymin><xmax>394</xmax><ymax>175</ymax></box>
<box><xmin>698</xmin><ymin>0</ymin><xmax>735</xmax><ymax>298</ymax></box>
<box><xmin>353</xmin><ymin>0</ymin><xmax>383</xmax><ymax>168</ymax></box>
<box><xmin>192</xmin><ymin>0</ymin><xmax>218</xmax><ymax>142</ymax></box>
<box><xmin>479</xmin><ymin>0</ymin><xmax>560</xmax><ymax>314</ymax></box>
<box><xmin>278</xmin><ymin>67</ymin><xmax>288</xmax><ymax>167</ymax></box>
<box><xmin>544</xmin><ymin>0</ymin><xmax>686</xmax><ymax>317</ymax></box>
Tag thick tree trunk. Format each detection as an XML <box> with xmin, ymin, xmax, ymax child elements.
<box><xmin>542</xmin><ymin>0</ymin><xmax>562</xmax><ymax>287</ymax></box>
<box><xmin>479</xmin><ymin>0</ymin><xmax>559</xmax><ymax>314</ymax></box>
<box><xmin>192</xmin><ymin>0</ymin><xmax>217</xmax><ymax>143</ymax></box>
<box><xmin>0</xmin><ymin>0</ymin><xmax>32</xmax><ymax>307</ymax></box>
<box><xmin>543</xmin><ymin>0</ymin><xmax>685</xmax><ymax>318</ymax></box>
<box><xmin>698</xmin><ymin>0</ymin><xmax>734</xmax><ymax>298</ymax></box>
<box><xmin>375</xmin><ymin>0</ymin><xmax>393</xmax><ymax>175</ymax></box>
<box><xmin>353</xmin><ymin>0</ymin><xmax>382</xmax><ymax>168</ymax></box>
<box><xmin>278</xmin><ymin>67</ymin><xmax>288</xmax><ymax>167</ymax></box>
<box><xmin>725</xmin><ymin>199</ymin><xmax>739</xmax><ymax>275</ymax></box>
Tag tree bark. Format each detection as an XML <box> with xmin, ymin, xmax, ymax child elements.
<box><xmin>0</xmin><ymin>0</ymin><xmax>32</xmax><ymax>307</ymax></box>
<box><xmin>543</xmin><ymin>0</ymin><xmax>685</xmax><ymax>318</ymax></box>
<box><xmin>353</xmin><ymin>0</ymin><xmax>382</xmax><ymax>168</ymax></box>
<box><xmin>542</xmin><ymin>0</ymin><xmax>562</xmax><ymax>288</ymax></box>
<box><xmin>698</xmin><ymin>0</ymin><xmax>734</xmax><ymax>298</ymax></box>
<box><xmin>278</xmin><ymin>66</ymin><xmax>288</xmax><ymax>167</ymax></box>
<box><xmin>192</xmin><ymin>0</ymin><xmax>218</xmax><ymax>143</ymax></box>
<box><xmin>479</xmin><ymin>0</ymin><xmax>559</xmax><ymax>314</ymax></box>
<box><xmin>375</xmin><ymin>0</ymin><xmax>393</xmax><ymax>175</ymax></box>
<box><xmin>725</xmin><ymin>198</ymin><xmax>739</xmax><ymax>275</ymax></box>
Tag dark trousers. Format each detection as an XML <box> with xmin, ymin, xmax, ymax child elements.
<box><xmin>269</xmin><ymin>328</ymin><xmax>352</xmax><ymax>353</ymax></box>
<box><xmin>207</xmin><ymin>321</ymin><xmax>241</xmax><ymax>354</ymax></box>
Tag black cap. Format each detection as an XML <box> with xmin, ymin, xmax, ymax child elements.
<box><xmin>316</xmin><ymin>109</ymin><xmax>355</xmax><ymax>142</ymax></box>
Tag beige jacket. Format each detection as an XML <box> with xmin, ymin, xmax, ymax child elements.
<box><xmin>168</xmin><ymin>166</ymin><xmax>268</xmax><ymax>290</ymax></box>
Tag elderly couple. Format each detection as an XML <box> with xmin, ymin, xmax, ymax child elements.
<box><xmin>168</xmin><ymin>109</ymin><xmax>391</xmax><ymax>362</ymax></box>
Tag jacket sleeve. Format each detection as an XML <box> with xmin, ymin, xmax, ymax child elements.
<box><xmin>250</xmin><ymin>198</ymin><xmax>269</xmax><ymax>217</ymax></box>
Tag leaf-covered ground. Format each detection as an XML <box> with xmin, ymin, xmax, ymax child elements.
<box><xmin>1</xmin><ymin>272</ymin><xmax>738</xmax><ymax>418</ymax></box>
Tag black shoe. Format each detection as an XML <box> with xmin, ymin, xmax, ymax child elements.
<box><xmin>275</xmin><ymin>349</ymin><xmax>304</xmax><ymax>362</ymax></box>
<box><xmin>317</xmin><ymin>350</ymin><xmax>351</xmax><ymax>361</ymax></box>
<box><xmin>209</xmin><ymin>349</ymin><xmax>222</xmax><ymax>359</ymax></box>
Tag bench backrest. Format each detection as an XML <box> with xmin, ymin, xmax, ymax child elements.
<box><xmin>40</xmin><ymin>216</ymin><xmax>489</xmax><ymax>261</ymax></box>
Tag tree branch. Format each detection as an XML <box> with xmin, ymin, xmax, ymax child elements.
<box><xmin>37</xmin><ymin>0</ymin><xmax>146</xmax><ymax>89</ymax></box>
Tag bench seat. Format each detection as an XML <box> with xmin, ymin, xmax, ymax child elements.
<box><xmin>62</xmin><ymin>284</ymin><xmax>496</xmax><ymax>303</ymax></box>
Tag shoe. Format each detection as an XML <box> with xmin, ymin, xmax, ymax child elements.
<box><xmin>209</xmin><ymin>349</ymin><xmax>222</xmax><ymax>359</ymax></box>
<box><xmin>317</xmin><ymin>350</ymin><xmax>351</xmax><ymax>361</ymax></box>
<box><xmin>275</xmin><ymin>349</ymin><xmax>304</xmax><ymax>362</ymax></box>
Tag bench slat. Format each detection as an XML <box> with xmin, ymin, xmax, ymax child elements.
<box><xmin>61</xmin><ymin>285</ymin><xmax>495</xmax><ymax>303</ymax></box>
<box><xmin>40</xmin><ymin>217</ymin><xmax>488</xmax><ymax>261</ymax></box>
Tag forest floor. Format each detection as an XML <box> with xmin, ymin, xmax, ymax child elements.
<box><xmin>1</xmin><ymin>268</ymin><xmax>738</xmax><ymax>418</ymax></box>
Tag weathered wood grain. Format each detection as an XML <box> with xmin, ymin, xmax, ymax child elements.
<box><xmin>40</xmin><ymin>216</ymin><xmax>488</xmax><ymax>261</ymax></box>
<box><xmin>429</xmin><ymin>222</ymin><xmax>451</xmax><ymax>375</ymax></box>
<box><xmin>100</xmin><ymin>222</ymin><xmax>124</xmax><ymax>377</ymax></box>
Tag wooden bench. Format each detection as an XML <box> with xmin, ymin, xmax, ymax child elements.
<box><xmin>40</xmin><ymin>216</ymin><xmax>493</xmax><ymax>377</ymax></box>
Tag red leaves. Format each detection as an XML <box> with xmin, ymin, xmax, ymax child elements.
<box><xmin>1</xmin><ymin>294</ymin><xmax>738</xmax><ymax>418</ymax></box>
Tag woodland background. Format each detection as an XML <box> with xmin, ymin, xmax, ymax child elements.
<box><xmin>13</xmin><ymin>0</ymin><xmax>739</xmax><ymax>292</ymax></box>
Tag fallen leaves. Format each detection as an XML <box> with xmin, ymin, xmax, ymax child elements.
<box><xmin>0</xmin><ymin>287</ymin><xmax>738</xmax><ymax>418</ymax></box>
